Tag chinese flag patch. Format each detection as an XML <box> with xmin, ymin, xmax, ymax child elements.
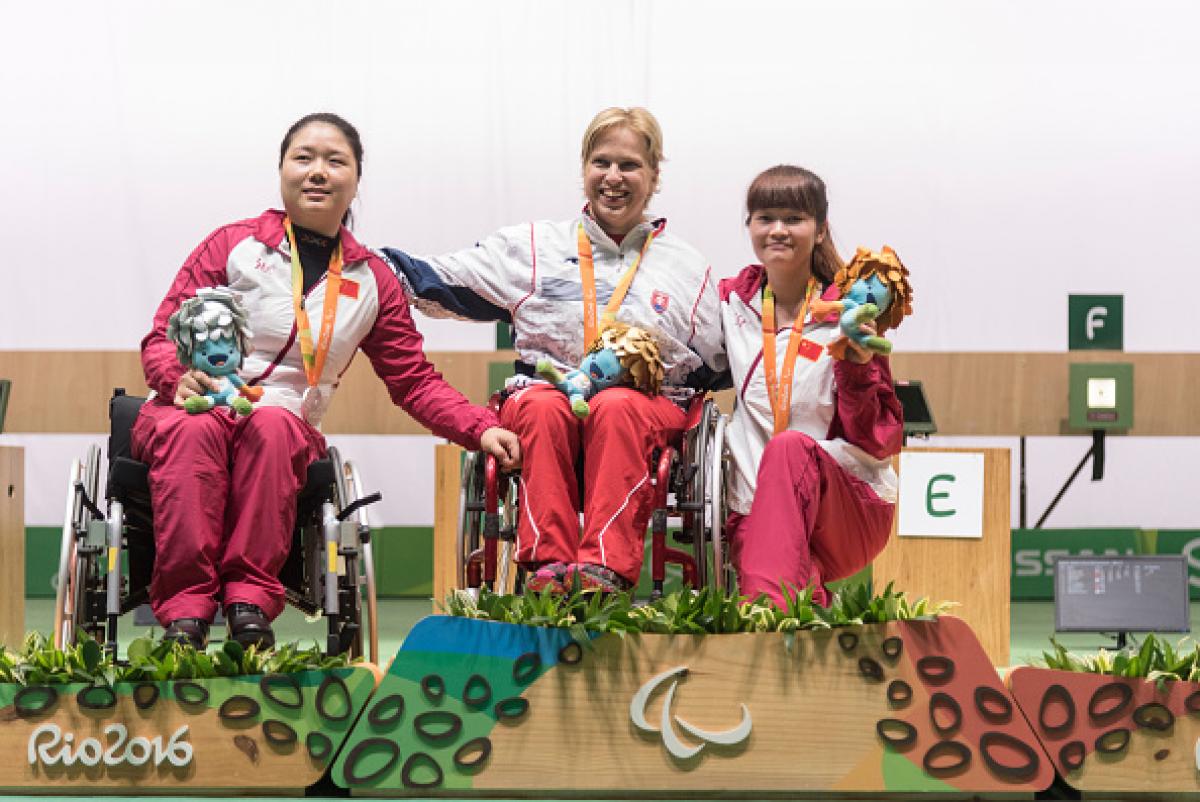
<box><xmin>797</xmin><ymin>337</ymin><xmax>823</xmax><ymax>361</ymax></box>
<box><xmin>340</xmin><ymin>279</ymin><xmax>360</xmax><ymax>300</ymax></box>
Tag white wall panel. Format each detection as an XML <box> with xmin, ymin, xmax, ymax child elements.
<box><xmin>5</xmin><ymin>1</ymin><xmax>1197</xmax><ymax>352</ymax></box>
<box><xmin>923</xmin><ymin>436</ymin><xmax>1200</xmax><ymax>530</ymax></box>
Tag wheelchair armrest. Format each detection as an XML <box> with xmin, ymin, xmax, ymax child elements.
<box><xmin>299</xmin><ymin>458</ymin><xmax>336</xmax><ymax>501</ymax></box>
<box><xmin>108</xmin><ymin>456</ymin><xmax>149</xmax><ymax>496</ymax></box>
<box><xmin>108</xmin><ymin>390</ymin><xmax>147</xmax><ymax>462</ymax></box>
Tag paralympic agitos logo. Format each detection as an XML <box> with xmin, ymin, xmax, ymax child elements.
<box><xmin>629</xmin><ymin>665</ymin><xmax>752</xmax><ymax>760</ymax></box>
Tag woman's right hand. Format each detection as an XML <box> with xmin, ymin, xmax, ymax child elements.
<box><xmin>479</xmin><ymin>426</ymin><xmax>522</xmax><ymax>472</ymax></box>
<box><xmin>173</xmin><ymin>369</ymin><xmax>219</xmax><ymax>407</ymax></box>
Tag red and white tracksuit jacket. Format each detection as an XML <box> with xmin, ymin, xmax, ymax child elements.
<box><xmin>719</xmin><ymin>264</ymin><xmax>903</xmax><ymax>606</ymax></box>
<box><xmin>135</xmin><ymin>209</ymin><xmax>499</xmax><ymax>624</ymax></box>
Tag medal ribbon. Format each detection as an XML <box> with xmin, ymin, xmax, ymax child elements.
<box><xmin>577</xmin><ymin>222</ymin><xmax>656</xmax><ymax>348</ymax></box>
<box><xmin>761</xmin><ymin>277</ymin><xmax>817</xmax><ymax>435</ymax></box>
<box><xmin>285</xmin><ymin>217</ymin><xmax>343</xmax><ymax>388</ymax></box>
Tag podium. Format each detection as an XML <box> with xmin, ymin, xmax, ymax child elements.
<box><xmin>872</xmin><ymin>446</ymin><xmax>1011</xmax><ymax>666</ymax></box>
<box><xmin>432</xmin><ymin>444</ymin><xmax>464</xmax><ymax>610</ymax></box>
<box><xmin>0</xmin><ymin>446</ymin><xmax>23</xmax><ymax>648</ymax></box>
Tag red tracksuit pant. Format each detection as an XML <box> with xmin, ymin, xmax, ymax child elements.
<box><xmin>499</xmin><ymin>384</ymin><xmax>685</xmax><ymax>584</ymax></box>
<box><xmin>131</xmin><ymin>400</ymin><xmax>326</xmax><ymax>624</ymax></box>
<box><xmin>727</xmin><ymin>430</ymin><xmax>895</xmax><ymax>608</ymax></box>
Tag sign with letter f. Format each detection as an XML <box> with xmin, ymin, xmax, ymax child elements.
<box><xmin>1069</xmin><ymin>295</ymin><xmax>1123</xmax><ymax>350</ymax></box>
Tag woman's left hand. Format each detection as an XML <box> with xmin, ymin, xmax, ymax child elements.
<box><xmin>479</xmin><ymin>427</ymin><xmax>522</xmax><ymax>471</ymax></box>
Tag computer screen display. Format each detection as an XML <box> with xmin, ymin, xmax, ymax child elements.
<box><xmin>1054</xmin><ymin>555</ymin><xmax>1191</xmax><ymax>633</ymax></box>
<box><xmin>894</xmin><ymin>380</ymin><xmax>936</xmax><ymax>436</ymax></box>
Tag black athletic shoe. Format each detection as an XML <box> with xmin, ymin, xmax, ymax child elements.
<box><xmin>163</xmin><ymin>617</ymin><xmax>210</xmax><ymax>650</ymax></box>
<box><xmin>225</xmin><ymin>602</ymin><xmax>276</xmax><ymax>650</ymax></box>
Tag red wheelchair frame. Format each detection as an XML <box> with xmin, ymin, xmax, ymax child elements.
<box><xmin>457</xmin><ymin>395</ymin><xmax>730</xmax><ymax>599</ymax></box>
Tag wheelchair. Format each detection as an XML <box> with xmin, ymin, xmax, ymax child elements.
<box><xmin>55</xmin><ymin>389</ymin><xmax>381</xmax><ymax>663</ymax></box>
<box><xmin>457</xmin><ymin>394</ymin><xmax>734</xmax><ymax>599</ymax></box>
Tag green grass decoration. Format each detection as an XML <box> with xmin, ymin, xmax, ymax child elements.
<box><xmin>1035</xmin><ymin>634</ymin><xmax>1200</xmax><ymax>688</ymax></box>
<box><xmin>0</xmin><ymin>630</ymin><xmax>352</xmax><ymax>686</ymax></box>
<box><xmin>442</xmin><ymin>580</ymin><xmax>954</xmax><ymax>639</ymax></box>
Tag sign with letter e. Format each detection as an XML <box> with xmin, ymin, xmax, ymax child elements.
<box><xmin>898</xmin><ymin>452</ymin><xmax>985</xmax><ymax>538</ymax></box>
<box><xmin>1068</xmin><ymin>294</ymin><xmax>1123</xmax><ymax>350</ymax></box>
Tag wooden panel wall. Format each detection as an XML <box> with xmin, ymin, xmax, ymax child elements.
<box><xmin>4</xmin><ymin>350</ymin><xmax>1199</xmax><ymax>435</ymax></box>
<box><xmin>0</xmin><ymin>446</ymin><xmax>25</xmax><ymax>647</ymax></box>
<box><xmin>431</xmin><ymin>444</ymin><xmax>463</xmax><ymax>612</ymax></box>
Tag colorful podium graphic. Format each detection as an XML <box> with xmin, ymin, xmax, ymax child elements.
<box><xmin>0</xmin><ymin>666</ymin><xmax>376</xmax><ymax>793</ymax></box>
<box><xmin>333</xmin><ymin>615</ymin><xmax>1052</xmax><ymax>795</ymax></box>
<box><xmin>1008</xmin><ymin>666</ymin><xmax>1200</xmax><ymax>795</ymax></box>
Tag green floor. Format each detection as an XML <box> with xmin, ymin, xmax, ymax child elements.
<box><xmin>13</xmin><ymin>599</ymin><xmax>1200</xmax><ymax>801</ymax></box>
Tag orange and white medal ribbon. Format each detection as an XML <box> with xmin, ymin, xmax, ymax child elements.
<box><xmin>761</xmin><ymin>277</ymin><xmax>820</xmax><ymax>435</ymax></box>
<box><xmin>576</xmin><ymin>222</ymin><xmax>656</xmax><ymax>349</ymax></box>
<box><xmin>285</xmin><ymin>217</ymin><xmax>343</xmax><ymax>425</ymax></box>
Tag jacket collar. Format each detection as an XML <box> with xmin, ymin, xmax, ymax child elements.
<box><xmin>725</xmin><ymin>264</ymin><xmax>840</xmax><ymax>321</ymax></box>
<box><xmin>255</xmin><ymin>209</ymin><xmax>372</xmax><ymax>264</ymax></box>
<box><xmin>580</xmin><ymin>205</ymin><xmax>667</xmax><ymax>253</ymax></box>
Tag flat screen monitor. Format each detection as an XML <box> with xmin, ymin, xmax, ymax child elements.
<box><xmin>894</xmin><ymin>380</ymin><xmax>936</xmax><ymax>436</ymax></box>
<box><xmin>1054</xmin><ymin>555</ymin><xmax>1191</xmax><ymax>634</ymax></box>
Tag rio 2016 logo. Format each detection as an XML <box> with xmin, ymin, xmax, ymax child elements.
<box><xmin>28</xmin><ymin>723</ymin><xmax>193</xmax><ymax>769</ymax></box>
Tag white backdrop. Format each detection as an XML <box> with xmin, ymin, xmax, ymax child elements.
<box><xmin>3</xmin><ymin>0</ymin><xmax>1199</xmax><ymax>526</ymax></box>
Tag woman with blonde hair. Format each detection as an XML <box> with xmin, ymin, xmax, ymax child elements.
<box><xmin>385</xmin><ymin>107</ymin><xmax>725</xmax><ymax>592</ymax></box>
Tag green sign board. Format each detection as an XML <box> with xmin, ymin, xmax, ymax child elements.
<box><xmin>1068</xmin><ymin>294</ymin><xmax>1123</xmax><ymax>350</ymax></box>
<box><xmin>1068</xmin><ymin>362</ymin><xmax>1133</xmax><ymax>430</ymax></box>
<box><xmin>1011</xmin><ymin>528</ymin><xmax>1200</xmax><ymax>600</ymax></box>
<box><xmin>495</xmin><ymin>321</ymin><xmax>514</xmax><ymax>350</ymax></box>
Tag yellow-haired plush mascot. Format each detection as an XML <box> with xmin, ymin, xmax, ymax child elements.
<box><xmin>812</xmin><ymin>246</ymin><xmax>914</xmax><ymax>361</ymax></box>
<box><xmin>536</xmin><ymin>323</ymin><xmax>664</xmax><ymax>418</ymax></box>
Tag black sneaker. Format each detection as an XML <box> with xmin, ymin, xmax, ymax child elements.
<box><xmin>163</xmin><ymin>618</ymin><xmax>210</xmax><ymax>650</ymax></box>
<box><xmin>225</xmin><ymin>603</ymin><xmax>275</xmax><ymax>650</ymax></box>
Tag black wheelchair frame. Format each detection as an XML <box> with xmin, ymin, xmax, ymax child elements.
<box><xmin>55</xmin><ymin>389</ymin><xmax>381</xmax><ymax>662</ymax></box>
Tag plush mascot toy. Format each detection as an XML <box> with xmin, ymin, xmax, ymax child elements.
<box><xmin>813</xmin><ymin>246</ymin><xmax>914</xmax><ymax>361</ymax></box>
<box><xmin>166</xmin><ymin>287</ymin><xmax>263</xmax><ymax>415</ymax></box>
<box><xmin>536</xmin><ymin>322</ymin><xmax>664</xmax><ymax>418</ymax></box>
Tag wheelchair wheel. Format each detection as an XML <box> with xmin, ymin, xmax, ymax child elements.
<box><xmin>706</xmin><ymin>411</ymin><xmax>735</xmax><ymax>593</ymax></box>
<box><xmin>679</xmin><ymin>400</ymin><xmax>718</xmax><ymax>588</ymax></box>
<box><xmin>326</xmin><ymin>446</ymin><xmax>377</xmax><ymax>662</ymax></box>
<box><xmin>686</xmin><ymin>401</ymin><xmax>720</xmax><ymax>588</ymax></box>
<box><xmin>343</xmin><ymin>458</ymin><xmax>379</xmax><ymax>666</ymax></box>
<box><xmin>456</xmin><ymin>452</ymin><xmax>521</xmax><ymax>595</ymax></box>
<box><xmin>495</xmin><ymin>474</ymin><xmax>520</xmax><ymax>594</ymax></box>
<box><xmin>55</xmin><ymin>444</ymin><xmax>102</xmax><ymax>649</ymax></box>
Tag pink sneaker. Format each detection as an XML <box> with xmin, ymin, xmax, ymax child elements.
<box><xmin>524</xmin><ymin>561</ymin><xmax>571</xmax><ymax>594</ymax></box>
<box><xmin>573</xmin><ymin>563</ymin><xmax>634</xmax><ymax>594</ymax></box>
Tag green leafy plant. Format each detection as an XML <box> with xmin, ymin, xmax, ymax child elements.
<box><xmin>1035</xmin><ymin>634</ymin><xmax>1200</xmax><ymax>689</ymax></box>
<box><xmin>0</xmin><ymin>631</ymin><xmax>351</xmax><ymax>687</ymax></box>
<box><xmin>0</xmin><ymin>632</ymin><xmax>109</xmax><ymax>686</ymax></box>
<box><xmin>442</xmin><ymin>580</ymin><xmax>954</xmax><ymax>641</ymax></box>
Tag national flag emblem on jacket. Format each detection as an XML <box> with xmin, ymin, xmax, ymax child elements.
<box><xmin>650</xmin><ymin>290</ymin><xmax>670</xmax><ymax>314</ymax></box>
